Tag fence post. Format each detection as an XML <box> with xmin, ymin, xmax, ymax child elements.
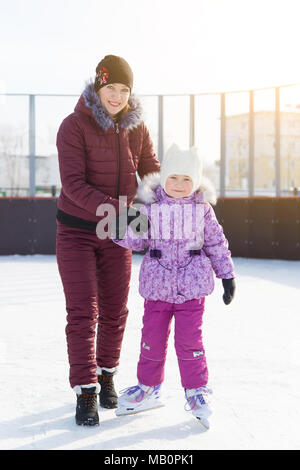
<box><xmin>158</xmin><ymin>95</ymin><xmax>164</xmax><ymax>162</ymax></box>
<box><xmin>275</xmin><ymin>87</ymin><xmax>281</xmax><ymax>196</ymax></box>
<box><xmin>220</xmin><ymin>92</ymin><xmax>226</xmax><ymax>197</ymax></box>
<box><xmin>29</xmin><ymin>94</ymin><xmax>36</xmax><ymax>197</ymax></box>
<box><xmin>189</xmin><ymin>94</ymin><xmax>195</xmax><ymax>148</ymax></box>
<box><xmin>249</xmin><ymin>90</ymin><xmax>254</xmax><ymax>196</ymax></box>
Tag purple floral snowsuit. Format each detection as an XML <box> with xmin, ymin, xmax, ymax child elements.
<box><xmin>113</xmin><ymin>179</ymin><xmax>235</xmax><ymax>389</ymax></box>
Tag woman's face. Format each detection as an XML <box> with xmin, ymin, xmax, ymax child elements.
<box><xmin>98</xmin><ymin>83</ymin><xmax>130</xmax><ymax>117</ymax></box>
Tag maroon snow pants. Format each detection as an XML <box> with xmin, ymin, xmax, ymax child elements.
<box><xmin>56</xmin><ymin>221</ymin><xmax>132</xmax><ymax>388</ymax></box>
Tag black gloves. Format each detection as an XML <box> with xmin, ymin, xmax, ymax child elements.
<box><xmin>115</xmin><ymin>205</ymin><xmax>150</xmax><ymax>240</ymax></box>
<box><xmin>222</xmin><ymin>278</ymin><xmax>236</xmax><ymax>305</ymax></box>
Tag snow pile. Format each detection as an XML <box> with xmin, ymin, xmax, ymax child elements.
<box><xmin>0</xmin><ymin>255</ymin><xmax>299</xmax><ymax>450</ymax></box>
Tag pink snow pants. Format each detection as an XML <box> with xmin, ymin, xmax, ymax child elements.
<box><xmin>137</xmin><ymin>298</ymin><xmax>208</xmax><ymax>389</ymax></box>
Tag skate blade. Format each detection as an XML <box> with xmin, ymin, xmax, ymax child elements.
<box><xmin>76</xmin><ymin>418</ymin><xmax>100</xmax><ymax>426</ymax></box>
<box><xmin>115</xmin><ymin>400</ymin><xmax>164</xmax><ymax>416</ymax></box>
<box><xmin>196</xmin><ymin>416</ymin><xmax>210</xmax><ymax>430</ymax></box>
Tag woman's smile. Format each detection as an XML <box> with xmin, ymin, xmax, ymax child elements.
<box><xmin>109</xmin><ymin>101</ymin><xmax>121</xmax><ymax>107</ymax></box>
<box><xmin>98</xmin><ymin>83</ymin><xmax>130</xmax><ymax>117</ymax></box>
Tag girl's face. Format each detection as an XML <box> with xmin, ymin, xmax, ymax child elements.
<box><xmin>165</xmin><ymin>174</ymin><xmax>194</xmax><ymax>198</ymax></box>
<box><xmin>98</xmin><ymin>83</ymin><xmax>130</xmax><ymax>117</ymax></box>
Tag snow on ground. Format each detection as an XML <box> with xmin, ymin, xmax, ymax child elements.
<box><xmin>0</xmin><ymin>254</ymin><xmax>299</xmax><ymax>450</ymax></box>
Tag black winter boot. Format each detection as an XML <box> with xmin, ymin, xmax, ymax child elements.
<box><xmin>98</xmin><ymin>370</ymin><xmax>118</xmax><ymax>409</ymax></box>
<box><xmin>75</xmin><ymin>386</ymin><xmax>100</xmax><ymax>426</ymax></box>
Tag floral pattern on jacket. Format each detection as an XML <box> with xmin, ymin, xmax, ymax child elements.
<box><xmin>113</xmin><ymin>174</ymin><xmax>235</xmax><ymax>303</ymax></box>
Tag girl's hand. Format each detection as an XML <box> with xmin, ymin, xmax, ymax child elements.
<box><xmin>222</xmin><ymin>278</ymin><xmax>236</xmax><ymax>305</ymax></box>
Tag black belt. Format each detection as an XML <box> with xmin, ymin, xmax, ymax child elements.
<box><xmin>56</xmin><ymin>209</ymin><xmax>97</xmax><ymax>232</ymax></box>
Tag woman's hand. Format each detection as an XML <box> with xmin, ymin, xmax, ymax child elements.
<box><xmin>115</xmin><ymin>206</ymin><xmax>150</xmax><ymax>240</ymax></box>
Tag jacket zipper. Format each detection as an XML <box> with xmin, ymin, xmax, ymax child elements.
<box><xmin>115</xmin><ymin>122</ymin><xmax>121</xmax><ymax>198</ymax></box>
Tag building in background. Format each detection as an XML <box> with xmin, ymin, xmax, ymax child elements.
<box><xmin>226</xmin><ymin>109</ymin><xmax>300</xmax><ymax>195</ymax></box>
<box><xmin>1</xmin><ymin>97</ymin><xmax>300</xmax><ymax>197</ymax></box>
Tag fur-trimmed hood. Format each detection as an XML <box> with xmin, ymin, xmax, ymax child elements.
<box><xmin>75</xmin><ymin>80</ymin><xmax>143</xmax><ymax>131</ymax></box>
<box><xmin>137</xmin><ymin>172</ymin><xmax>217</xmax><ymax>205</ymax></box>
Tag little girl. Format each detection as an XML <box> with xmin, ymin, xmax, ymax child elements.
<box><xmin>112</xmin><ymin>144</ymin><xmax>235</xmax><ymax>428</ymax></box>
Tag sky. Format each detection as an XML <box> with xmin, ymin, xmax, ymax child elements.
<box><xmin>1</xmin><ymin>0</ymin><xmax>300</xmax><ymax>96</ymax></box>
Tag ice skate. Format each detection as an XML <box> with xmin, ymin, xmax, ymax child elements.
<box><xmin>185</xmin><ymin>386</ymin><xmax>212</xmax><ymax>429</ymax></box>
<box><xmin>115</xmin><ymin>383</ymin><xmax>163</xmax><ymax>416</ymax></box>
<box><xmin>74</xmin><ymin>384</ymin><xmax>100</xmax><ymax>426</ymax></box>
<box><xmin>98</xmin><ymin>369</ymin><xmax>118</xmax><ymax>409</ymax></box>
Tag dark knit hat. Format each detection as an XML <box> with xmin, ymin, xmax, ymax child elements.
<box><xmin>94</xmin><ymin>55</ymin><xmax>133</xmax><ymax>93</ymax></box>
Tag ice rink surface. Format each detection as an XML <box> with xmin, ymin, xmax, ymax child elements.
<box><xmin>0</xmin><ymin>254</ymin><xmax>299</xmax><ymax>450</ymax></box>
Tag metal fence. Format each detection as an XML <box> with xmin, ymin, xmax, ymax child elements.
<box><xmin>1</xmin><ymin>82</ymin><xmax>300</xmax><ymax>197</ymax></box>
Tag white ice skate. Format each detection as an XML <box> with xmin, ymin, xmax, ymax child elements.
<box><xmin>115</xmin><ymin>383</ymin><xmax>163</xmax><ymax>416</ymax></box>
<box><xmin>185</xmin><ymin>386</ymin><xmax>212</xmax><ymax>429</ymax></box>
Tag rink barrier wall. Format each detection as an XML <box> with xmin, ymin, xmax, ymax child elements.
<box><xmin>0</xmin><ymin>197</ymin><xmax>299</xmax><ymax>260</ymax></box>
<box><xmin>214</xmin><ymin>197</ymin><xmax>300</xmax><ymax>260</ymax></box>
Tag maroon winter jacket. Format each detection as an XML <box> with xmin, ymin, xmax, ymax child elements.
<box><xmin>56</xmin><ymin>81</ymin><xmax>160</xmax><ymax>223</ymax></box>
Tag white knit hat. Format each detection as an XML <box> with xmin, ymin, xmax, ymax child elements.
<box><xmin>160</xmin><ymin>144</ymin><xmax>203</xmax><ymax>196</ymax></box>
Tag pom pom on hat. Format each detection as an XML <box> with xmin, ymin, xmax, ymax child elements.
<box><xmin>160</xmin><ymin>144</ymin><xmax>203</xmax><ymax>196</ymax></box>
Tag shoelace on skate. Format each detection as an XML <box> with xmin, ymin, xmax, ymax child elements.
<box><xmin>119</xmin><ymin>384</ymin><xmax>161</xmax><ymax>404</ymax></box>
<box><xmin>100</xmin><ymin>374</ymin><xmax>115</xmax><ymax>392</ymax></box>
<box><xmin>184</xmin><ymin>387</ymin><xmax>212</xmax><ymax>412</ymax></box>
<box><xmin>119</xmin><ymin>385</ymin><xmax>142</xmax><ymax>395</ymax></box>
<box><xmin>119</xmin><ymin>385</ymin><xmax>147</xmax><ymax>403</ymax></box>
<box><xmin>81</xmin><ymin>391</ymin><xmax>97</xmax><ymax>408</ymax></box>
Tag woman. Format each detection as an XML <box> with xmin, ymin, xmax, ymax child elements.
<box><xmin>56</xmin><ymin>55</ymin><xmax>160</xmax><ymax>426</ymax></box>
